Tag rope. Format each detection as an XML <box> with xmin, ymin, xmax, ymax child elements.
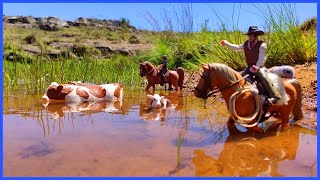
<box><xmin>228</xmin><ymin>87</ymin><xmax>263</xmax><ymax>128</ymax></box>
<box><xmin>199</xmin><ymin>73</ymin><xmax>263</xmax><ymax>128</ymax></box>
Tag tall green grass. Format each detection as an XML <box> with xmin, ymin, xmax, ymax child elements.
<box><xmin>143</xmin><ymin>3</ymin><xmax>317</xmax><ymax>70</ymax></box>
<box><xmin>3</xmin><ymin>3</ymin><xmax>317</xmax><ymax>94</ymax></box>
<box><xmin>4</xmin><ymin>55</ymin><xmax>143</xmax><ymax>94</ymax></box>
<box><xmin>257</xmin><ymin>4</ymin><xmax>317</xmax><ymax>65</ymax></box>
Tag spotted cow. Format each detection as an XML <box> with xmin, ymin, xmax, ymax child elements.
<box><xmin>41</xmin><ymin>82</ymin><xmax>123</xmax><ymax>102</ymax></box>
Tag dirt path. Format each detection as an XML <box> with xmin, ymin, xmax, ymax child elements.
<box><xmin>294</xmin><ymin>63</ymin><xmax>317</xmax><ymax>110</ymax></box>
<box><xmin>292</xmin><ymin>63</ymin><xmax>317</xmax><ymax>130</ymax></box>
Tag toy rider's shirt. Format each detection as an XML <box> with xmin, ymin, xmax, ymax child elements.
<box><xmin>162</xmin><ymin>60</ymin><xmax>167</xmax><ymax>69</ymax></box>
<box><xmin>223</xmin><ymin>40</ymin><xmax>267</xmax><ymax>67</ymax></box>
<box><xmin>161</xmin><ymin>60</ymin><xmax>167</xmax><ymax>73</ymax></box>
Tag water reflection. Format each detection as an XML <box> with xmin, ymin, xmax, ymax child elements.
<box><xmin>192</xmin><ymin>125</ymin><xmax>317</xmax><ymax>177</ymax></box>
<box><xmin>138</xmin><ymin>91</ymin><xmax>184</xmax><ymax>122</ymax></box>
<box><xmin>42</xmin><ymin>100</ymin><xmax>123</xmax><ymax>119</ymax></box>
<box><xmin>3</xmin><ymin>90</ymin><xmax>317</xmax><ymax>176</ymax></box>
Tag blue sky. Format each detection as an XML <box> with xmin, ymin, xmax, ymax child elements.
<box><xmin>3</xmin><ymin>3</ymin><xmax>317</xmax><ymax>31</ymax></box>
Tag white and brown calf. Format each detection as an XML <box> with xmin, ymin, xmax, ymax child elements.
<box><xmin>147</xmin><ymin>94</ymin><xmax>171</xmax><ymax>109</ymax></box>
<box><xmin>41</xmin><ymin>82</ymin><xmax>123</xmax><ymax>102</ymax></box>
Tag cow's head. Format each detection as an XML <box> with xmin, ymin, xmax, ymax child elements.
<box><xmin>147</xmin><ymin>94</ymin><xmax>166</xmax><ymax>109</ymax></box>
<box><xmin>41</xmin><ymin>82</ymin><xmax>72</xmax><ymax>102</ymax></box>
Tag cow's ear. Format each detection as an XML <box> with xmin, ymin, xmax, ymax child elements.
<box><xmin>57</xmin><ymin>85</ymin><xmax>63</xmax><ymax>92</ymax></box>
<box><xmin>160</xmin><ymin>96</ymin><xmax>165</xmax><ymax>100</ymax></box>
<box><xmin>147</xmin><ymin>94</ymin><xmax>154</xmax><ymax>100</ymax></box>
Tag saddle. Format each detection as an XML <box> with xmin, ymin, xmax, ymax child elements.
<box><xmin>244</xmin><ymin>74</ymin><xmax>273</xmax><ymax>122</ymax></box>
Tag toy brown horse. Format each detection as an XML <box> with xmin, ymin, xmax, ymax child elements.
<box><xmin>194</xmin><ymin>63</ymin><xmax>303</xmax><ymax>133</ymax></box>
<box><xmin>139</xmin><ymin>61</ymin><xmax>184</xmax><ymax>92</ymax></box>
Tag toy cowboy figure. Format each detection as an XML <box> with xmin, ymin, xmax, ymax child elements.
<box><xmin>220</xmin><ymin>26</ymin><xmax>282</xmax><ymax>105</ymax></box>
<box><xmin>159</xmin><ymin>55</ymin><xmax>168</xmax><ymax>86</ymax></box>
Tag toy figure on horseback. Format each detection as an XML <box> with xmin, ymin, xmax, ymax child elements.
<box><xmin>159</xmin><ymin>55</ymin><xmax>168</xmax><ymax>86</ymax></box>
<box><xmin>221</xmin><ymin>26</ymin><xmax>282</xmax><ymax>106</ymax></box>
<box><xmin>139</xmin><ymin>55</ymin><xmax>184</xmax><ymax>92</ymax></box>
<box><xmin>194</xmin><ymin>26</ymin><xmax>303</xmax><ymax>133</ymax></box>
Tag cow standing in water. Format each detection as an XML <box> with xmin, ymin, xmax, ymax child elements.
<box><xmin>147</xmin><ymin>94</ymin><xmax>172</xmax><ymax>109</ymax></box>
<box><xmin>41</xmin><ymin>82</ymin><xmax>123</xmax><ymax>102</ymax></box>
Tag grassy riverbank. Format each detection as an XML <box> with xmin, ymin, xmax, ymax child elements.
<box><xmin>3</xmin><ymin>4</ymin><xmax>317</xmax><ymax>94</ymax></box>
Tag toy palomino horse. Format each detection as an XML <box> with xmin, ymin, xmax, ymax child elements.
<box><xmin>194</xmin><ymin>63</ymin><xmax>303</xmax><ymax>133</ymax></box>
<box><xmin>139</xmin><ymin>61</ymin><xmax>184</xmax><ymax>92</ymax></box>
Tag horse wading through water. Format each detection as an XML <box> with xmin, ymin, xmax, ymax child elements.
<box><xmin>139</xmin><ymin>61</ymin><xmax>184</xmax><ymax>92</ymax></box>
<box><xmin>194</xmin><ymin>63</ymin><xmax>303</xmax><ymax>133</ymax></box>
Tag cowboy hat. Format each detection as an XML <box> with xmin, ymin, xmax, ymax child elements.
<box><xmin>244</xmin><ymin>26</ymin><xmax>265</xmax><ymax>36</ymax></box>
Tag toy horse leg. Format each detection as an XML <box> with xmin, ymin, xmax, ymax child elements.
<box><xmin>152</xmin><ymin>84</ymin><xmax>156</xmax><ymax>91</ymax></box>
<box><xmin>172</xmin><ymin>82</ymin><xmax>180</xmax><ymax>92</ymax></box>
<box><xmin>227</xmin><ymin>117</ymin><xmax>238</xmax><ymax>134</ymax></box>
<box><xmin>168</xmin><ymin>83</ymin><xmax>173</xmax><ymax>91</ymax></box>
<box><xmin>280</xmin><ymin>111</ymin><xmax>290</xmax><ymax>131</ymax></box>
<box><xmin>145</xmin><ymin>84</ymin><xmax>152</xmax><ymax>91</ymax></box>
<box><xmin>248</xmin><ymin>125</ymin><xmax>265</xmax><ymax>134</ymax></box>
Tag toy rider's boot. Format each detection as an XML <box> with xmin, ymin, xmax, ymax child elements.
<box><xmin>160</xmin><ymin>74</ymin><xmax>165</xmax><ymax>86</ymax></box>
<box><xmin>256</xmin><ymin>69</ymin><xmax>282</xmax><ymax>105</ymax></box>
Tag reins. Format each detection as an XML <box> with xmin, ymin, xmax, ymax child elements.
<box><xmin>147</xmin><ymin>68</ymin><xmax>156</xmax><ymax>75</ymax></box>
<box><xmin>142</xmin><ymin>64</ymin><xmax>156</xmax><ymax>76</ymax></box>
<box><xmin>197</xmin><ymin>65</ymin><xmax>263</xmax><ymax>128</ymax></box>
<box><xmin>205</xmin><ymin>74</ymin><xmax>250</xmax><ymax>99</ymax></box>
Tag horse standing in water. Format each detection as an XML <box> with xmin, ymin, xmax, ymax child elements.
<box><xmin>139</xmin><ymin>61</ymin><xmax>184</xmax><ymax>93</ymax></box>
<box><xmin>194</xmin><ymin>63</ymin><xmax>303</xmax><ymax>133</ymax></box>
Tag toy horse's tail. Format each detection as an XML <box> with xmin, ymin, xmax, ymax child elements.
<box><xmin>288</xmin><ymin>79</ymin><xmax>303</xmax><ymax>120</ymax></box>
<box><xmin>176</xmin><ymin>67</ymin><xmax>185</xmax><ymax>90</ymax></box>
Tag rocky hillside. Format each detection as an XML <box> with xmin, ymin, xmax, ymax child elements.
<box><xmin>4</xmin><ymin>15</ymin><xmax>137</xmax><ymax>31</ymax></box>
<box><xmin>3</xmin><ymin>15</ymin><xmax>154</xmax><ymax>61</ymax></box>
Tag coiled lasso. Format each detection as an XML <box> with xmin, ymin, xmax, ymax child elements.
<box><xmin>228</xmin><ymin>87</ymin><xmax>263</xmax><ymax>128</ymax></box>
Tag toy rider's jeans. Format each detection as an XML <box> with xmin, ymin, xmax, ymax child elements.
<box><xmin>159</xmin><ymin>68</ymin><xmax>167</xmax><ymax>85</ymax></box>
<box><xmin>241</xmin><ymin>67</ymin><xmax>254</xmax><ymax>84</ymax></box>
<box><xmin>242</xmin><ymin>66</ymin><xmax>282</xmax><ymax>100</ymax></box>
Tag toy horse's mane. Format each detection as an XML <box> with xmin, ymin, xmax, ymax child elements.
<box><xmin>142</xmin><ymin>61</ymin><xmax>155</xmax><ymax>68</ymax></box>
<box><xmin>208</xmin><ymin>63</ymin><xmax>243</xmax><ymax>83</ymax></box>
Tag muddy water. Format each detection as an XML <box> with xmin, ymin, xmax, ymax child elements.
<box><xmin>3</xmin><ymin>89</ymin><xmax>317</xmax><ymax>176</ymax></box>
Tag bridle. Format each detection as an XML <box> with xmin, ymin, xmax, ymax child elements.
<box><xmin>195</xmin><ymin>64</ymin><xmax>263</xmax><ymax>128</ymax></box>
<box><xmin>195</xmin><ymin>64</ymin><xmax>249</xmax><ymax>99</ymax></box>
<box><xmin>140</xmin><ymin>63</ymin><xmax>156</xmax><ymax>77</ymax></box>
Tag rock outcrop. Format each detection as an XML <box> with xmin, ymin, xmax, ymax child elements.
<box><xmin>3</xmin><ymin>15</ymin><xmax>151</xmax><ymax>59</ymax></box>
<box><xmin>38</xmin><ymin>16</ymin><xmax>69</xmax><ymax>31</ymax></box>
<box><xmin>3</xmin><ymin>15</ymin><xmax>136</xmax><ymax>32</ymax></box>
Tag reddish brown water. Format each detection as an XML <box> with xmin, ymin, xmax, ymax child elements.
<box><xmin>3</xmin><ymin>90</ymin><xmax>317</xmax><ymax>176</ymax></box>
